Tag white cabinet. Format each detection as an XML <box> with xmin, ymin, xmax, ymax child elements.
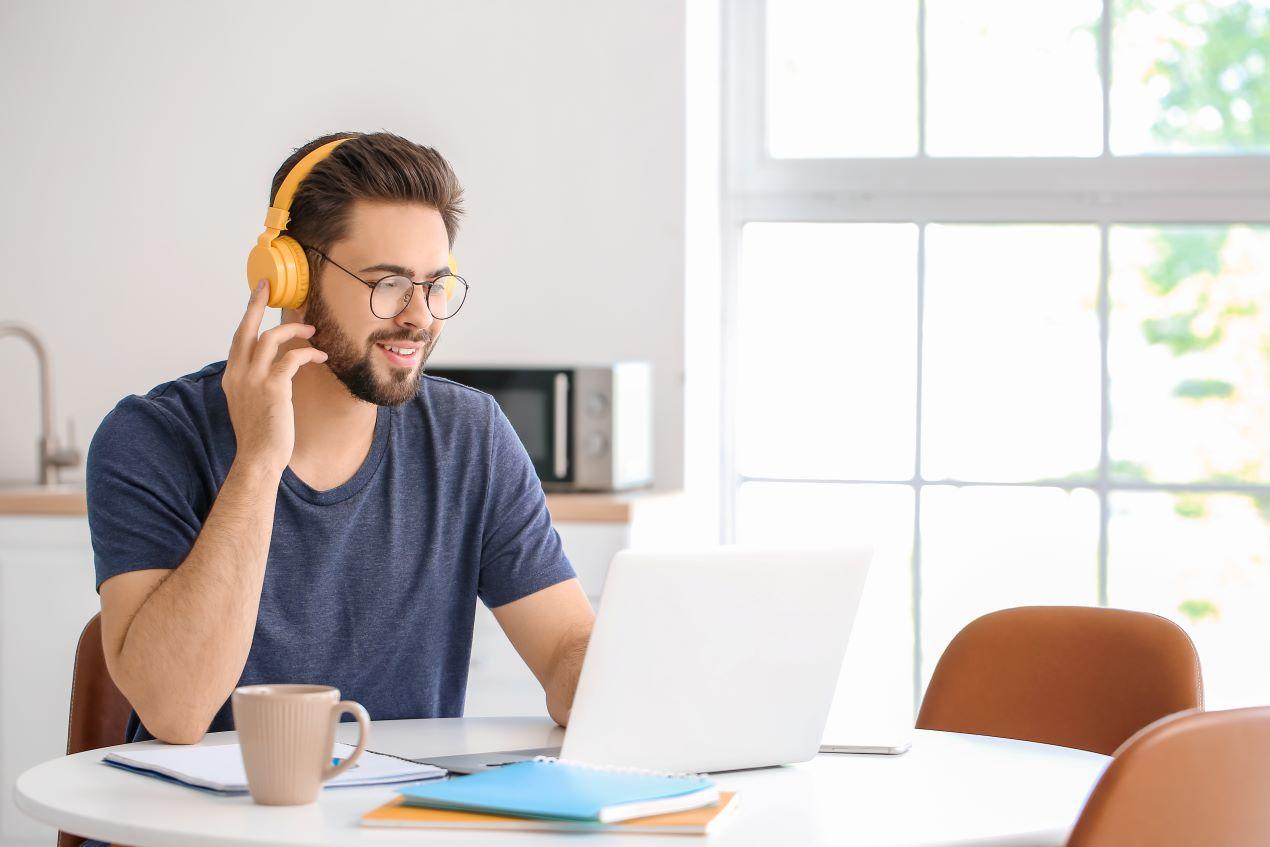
<box><xmin>0</xmin><ymin>517</ymin><xmax>99</xmax><ymax>847</ymax></box>
<box><xmin>462</xmin><ymin>492</ymin><xmax>696</xmax><ymax>718</ymax></box>
<box><xmin>463</xmin><ymin>521</ymin><xmax>631</xmax><ymax>718</ymax></box>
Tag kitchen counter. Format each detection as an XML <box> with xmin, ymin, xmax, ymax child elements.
<box><xmin>0</xmin><ymin>485</ymin><xmax>674</xmax><ymax>523</ymax></box>
<box><xmin>0</xmin><ymin>486</ymin><xmax>87</xmax><ymax>516</ymax></box>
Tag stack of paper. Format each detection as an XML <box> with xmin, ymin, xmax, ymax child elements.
<box><xmin>362</xmin><ymin>791</ymin><xmax>740</xmax><ymax>835</ymax></box>
<box><xmin>103</xmin><ymin>742</ymin><xmax>445</xmax><ymax>794</ymax></box>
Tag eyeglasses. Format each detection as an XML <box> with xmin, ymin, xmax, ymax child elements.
<box><xmin>301</xmin><ymin>246</ymin><xmax>469</xmax><ymax>321</ymax></box>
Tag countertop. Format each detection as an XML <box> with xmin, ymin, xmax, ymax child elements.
<box><xmin>0</xmin><ymin>485</ymin><xmax>87</xmax><ymax>516</ymax></box>
<box><xmin>0</xmin><ymin>484</ymin><xmax>669</xmax><ymax>523</ymax></box>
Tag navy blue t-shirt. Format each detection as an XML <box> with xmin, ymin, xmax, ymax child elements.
<box><xmin>85</xmin><ymin>360</ymin><xmax>575</xmax><ymax>743</ymax></box>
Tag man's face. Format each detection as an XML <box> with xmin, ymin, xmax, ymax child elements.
<box><xmin>300</xmin><ymin>200</ymin><xmax>451</xmax><ymax>407</ymax></box>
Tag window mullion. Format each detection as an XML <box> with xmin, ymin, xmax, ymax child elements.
<box><xmin>1097</xmin><ymin>223</ymin><xmax>1111</xmax><ymax>607</ymax></box>
<box><xmin>912</xmin><ymin>221</ymin><xmax>928</xmax><ymax>714</ymax></box>
<box><xmin>1100</xmin><ymin>0</ymin><xmax>1113</xmax><ymax>157</ymax></box>
<box><xmin>918</xmin><ymin>0</ymin><xmax>927</xmax><ymax>158</ymax></box>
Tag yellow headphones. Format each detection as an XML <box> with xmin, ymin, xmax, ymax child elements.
<box><xmin>247</xmin><ymin>136</ymin><xmax>458</xmax><ymax>310</ymax></box>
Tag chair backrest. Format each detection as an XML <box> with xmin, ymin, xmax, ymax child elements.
<box><xmin>916</xmin><ymin>606</ymin><xmax>1203</xmax><ymax>755</ymax></box>
<box><xmin>1068</xmin><ymin>706</ymin><xmax>1270</xmax><ymax>846</ymax></box>
<box><xmin>59</xmin><ymin>613</ymin><xmax>132</xmax><ymax>847</ymax></box>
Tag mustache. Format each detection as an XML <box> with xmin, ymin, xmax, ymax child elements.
<box><xmin>367</xmin><ymin>330</ymin><xmax>433</xmax><ymax>346</ymax></box>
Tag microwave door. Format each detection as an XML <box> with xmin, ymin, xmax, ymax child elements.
<box><xmin>423</xmin><ymin>367</ymin><xmax>574</xmax><ymax>486</ymax></box>
<box><xmin>482</xmin><ymin>371</ymin><xmax>572</xmax><ymax>486</ymax></box>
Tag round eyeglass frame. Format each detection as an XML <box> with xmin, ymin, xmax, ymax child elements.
<box><xmin>300</xmin><ymin>245</ymin><xmax>468</xmax><ymax>321</ymax></box>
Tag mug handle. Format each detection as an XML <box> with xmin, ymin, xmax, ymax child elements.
<box><xmin>322</xmin><ymin>700</ymin><xmax>370</xmax><ymax>782</ymax></box>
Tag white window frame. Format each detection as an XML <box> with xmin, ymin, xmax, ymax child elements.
<box><xmin>719</xmin><ymin>0</ymin><xmax>1270</xmax><ymax>712</ymax></box>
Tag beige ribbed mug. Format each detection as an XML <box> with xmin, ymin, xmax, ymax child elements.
<box><xmin>231</xmin><ymin>684</ymin><xmax>370</xmax><ymax>805</ymax></box>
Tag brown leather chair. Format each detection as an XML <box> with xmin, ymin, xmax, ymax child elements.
<box><xmin>1068</xmin><ymin>706</ymin><xmax>1270</xmax><ymax>846</ymax></box>
<box><xmin>59</xmin><ymin>613</ymin><xmax>132</xmax><ymax>847</ymax></box>
<box><xmin>916</xmin><ymin>606</ymin><xmax>1203</xmax><ymax>755</ymax></box>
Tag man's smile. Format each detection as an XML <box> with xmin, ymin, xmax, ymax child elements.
<box><xmin>376</xmin><ymin>341</ymin><xmax>421</xmax><ymax>367</ymax></box>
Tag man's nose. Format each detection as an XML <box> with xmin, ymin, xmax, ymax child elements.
<box><xmin>395</xmin><ymin>286</ymin><xmax>436</xmax><ymax>331</ymax></box>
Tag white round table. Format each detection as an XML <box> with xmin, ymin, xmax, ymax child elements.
<box><xmin>15</xmin><ymin>717</ymin><xmax>1110</xmax><ymax>847</ymax></box>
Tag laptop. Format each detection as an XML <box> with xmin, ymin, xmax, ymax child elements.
<box><xmin>421</xmin><ymin>545</ymin><xmax>872</xmax><ymax>774</ymax></box>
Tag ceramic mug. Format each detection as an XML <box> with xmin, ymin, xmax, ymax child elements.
<box><xmin>231</xmin><ymin>684</ymin><xmax>370</xmax><ymax>805</ymax></box>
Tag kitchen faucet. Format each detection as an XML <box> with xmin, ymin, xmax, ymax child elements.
<box><xmin>0</xmin><ymin>322</ymin><xmax>80</xmax><ymax>485</ymax></box>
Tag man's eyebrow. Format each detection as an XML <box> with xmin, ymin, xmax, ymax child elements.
<box><xmin>359</xmin><ymin>262</ymin><xmax>450</xmax><ymax>279</ymax></box>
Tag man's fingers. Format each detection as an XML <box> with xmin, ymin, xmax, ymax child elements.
<box><xmin>252</xmin><ymin>323</ymin><xmax>317</xmax><ymax>374</ymax></box>
<box><xmin>229</xmin><ymin>280</ymin><xmax>269</xmax><ymax>366</ymax></box>
<box><xmin>271</xmin><ymin>347</ymin><xmax>329</xmax><ymax>382</ymax></box>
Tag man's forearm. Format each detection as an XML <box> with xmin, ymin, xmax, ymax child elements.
<box><xmin>545</xmin><ymin>620</ymin><xmax>594</xmax><ymax>727</ymax></box>
<box><xmin>110</xmin><ymin>459</ymin><xmax>280</xmax><ymax>743</ymax></box>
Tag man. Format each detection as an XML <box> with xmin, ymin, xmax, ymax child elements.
<box><xmin>86</xmin><ymin>131</ymin><xmax>595</xmax><ymax>745</ymax></box>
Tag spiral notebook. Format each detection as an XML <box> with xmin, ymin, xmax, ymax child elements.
<box><xmin>397</xmin><ymin>756</ymin><xmax>719</xmax><ymax>823</ymax></box>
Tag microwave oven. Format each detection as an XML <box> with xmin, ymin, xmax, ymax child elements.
<box><xmin>425</xmin><ymin>363</ymin><xmax>653</xmax><ymax>492</ymax></box>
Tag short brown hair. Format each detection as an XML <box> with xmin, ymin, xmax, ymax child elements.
<box><xmin>270</xmin><ymin>131</ymin><xmax>465</xmax><ymax>275</ymax></box>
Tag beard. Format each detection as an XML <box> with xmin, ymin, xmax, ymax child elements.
<box><xmin>304</xmin><ymin>281</ymin><xmax>437</xmax><ymax>407</ymax></box>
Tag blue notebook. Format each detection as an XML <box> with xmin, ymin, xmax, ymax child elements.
<box><xmin>399</xmin><ymin>757</ymin><xmax>719</xmax><ymax>823</ymax></box>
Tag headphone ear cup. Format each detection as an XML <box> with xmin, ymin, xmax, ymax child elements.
<box><xmin>247</xmin><ymin>241</ymin><xmax>287</xmax><ymax>305</ymax></box>
<box><xmin>246</xmin><ymin>237</ymin><xmax>309</xmax><ymax>309</ymax></box>
<box><xmin>272</xmin><ymin>237</ymin><xmax>310</xmax><ymax>310</ymax></box>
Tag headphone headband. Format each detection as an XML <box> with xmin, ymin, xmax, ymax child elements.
<box><xmin>264</xmin><ymin>137</ymin><xmax>353</xmax><ymax>233</ymax></box>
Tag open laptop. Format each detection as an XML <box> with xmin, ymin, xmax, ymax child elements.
<box><xmin>420</xmin><ymin>545</ymin><xmax>872</xmax><ymax>774</ymax></box>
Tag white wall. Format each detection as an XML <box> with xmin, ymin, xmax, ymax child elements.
<box><xmin>0</xmin><ymin>0</ymin><xmax>686</xmax><ymax>490</ymax></box>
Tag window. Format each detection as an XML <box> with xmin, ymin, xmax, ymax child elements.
<box><xmin>720</xmin><ymin>0</ymin><xmax>1270</xmax><ymax>726</ymax></box>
